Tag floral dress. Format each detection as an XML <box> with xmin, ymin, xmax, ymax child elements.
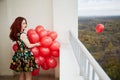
<box><xmin>10</xmin><ymin>32</ymin><xmax>38</xmax><ymax>72</ymax></box>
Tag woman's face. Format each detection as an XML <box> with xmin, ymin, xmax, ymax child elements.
<box><xmin>21</xmin><ymin>19</ymin><xmax>27</xmax><ymax>32</ymax></box>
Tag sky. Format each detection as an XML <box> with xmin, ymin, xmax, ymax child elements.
<box><xmin>78</xmin><ymin>0</ymin><xmax>120</xmax><ymax>16</ymax></box>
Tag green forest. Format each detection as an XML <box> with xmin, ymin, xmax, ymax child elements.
<box><xmin>78</xmin><ymin>16</ymin><xmax>120</xmax><ymax>80</ymax></box>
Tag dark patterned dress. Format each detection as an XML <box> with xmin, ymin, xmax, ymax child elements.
<box><xmin>10</xmin><ymin>32</ymin><xmax>38</xmax><ymax>72</ymax></box>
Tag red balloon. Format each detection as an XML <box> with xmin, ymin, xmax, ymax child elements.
<box><xmin>50</xmin><ymin>41</ymin><xmax>60</xmax><ymax>51</ymax></box>
<box><xmin>39</xmin><ymin>47</ymin><xmax>50</xmax><ymax>57</ymax></box>
<box><xmin>40</xmin><ymin>36</ymin><xmax>53</xmax><ymax>47</ymax></box>
<box><xmin>48</xmin><ymin>31</ymin><xmax>57</xmax><ymax>40</ymax></box>
<box><xmin>47</xmin><ymin>30</ymin><xmax>52</xmax><ymax>34</ymax></box>
<box><xmin>35</xmin><ymin>25</ymin><xmax>44</xmax><ymax>34</ymax></box>
<box><xmin>38</xmin><ymin>30</ymin><xmax>48</xmax><ymax>39</ymax></box>
<box><xmin>39</xmin><ymin>56</ymin><xmax>46</xmax><ymax>65</ymax></box>
<box><xmin>27</xmin><ymin>29</ymin><xmax>36</xmax><ymax>37</ymax></box>
<box><xmin>12</xmin><ymin>43</ymin><xmax>18</xmax><ymax>51</ymax></box>
<box><xmin>96</xmin><ymin>24</ymin><xmax>104</xmax><ymax>33</ymax></box>
<box><xmin>46</xmin><ymin>57</ymin><xmax>57</xmax><ymax>68</ymax></box>
<box><xmin>31</xmin><ymin>68</ymin><xmax>40</xmax><ymax>76</ymax></box>
<box><xmin>28</xmin><ymin>33</ymin><xmax>40</xmax><ymax>43</ymax></box>
<box><xmin>31</xmin><ymin>47</ymin><xmax>40</xmax><ymax>58</ymax></box>
<box><xmin>35</xmin><ymin>57</ymin><xmax>41</xmax><ymax>67</ymax></box>
<box><xmin>41</xmin><ymin>62</ymin><xmax>49</xmax><ymax>70</ymax></box>
<box><xmin>51</xmin><ymin>49</ymin><xmax>60</xmax><ymax>57</ymax></box>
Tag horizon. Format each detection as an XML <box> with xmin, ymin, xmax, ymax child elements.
<box><xmin>78</xmin><ymin>15</ymin><xmax>120</xmax><ymax>17</ymax></box>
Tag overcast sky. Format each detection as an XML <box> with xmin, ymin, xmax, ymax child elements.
<box><xmin>78</xmin><ymin>0</ymin><xmax>120</xmax><ymax>16</ymax></box>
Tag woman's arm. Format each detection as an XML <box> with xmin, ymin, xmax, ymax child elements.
<box><xmin>20</xmin><ymin>33</ymin><xmax>40</xmax><ymax>48</ymax></box>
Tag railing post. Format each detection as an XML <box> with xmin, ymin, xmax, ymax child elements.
<box><xmin>86</xmin><ymin>61</ymin><xmax>90</xmax><ymax>80</ymax></box>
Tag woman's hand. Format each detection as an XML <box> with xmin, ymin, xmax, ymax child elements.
<box><xmin>35</xmin><ymin>42</ymin><xmax>41</xmax><ymax>46</ymax></box>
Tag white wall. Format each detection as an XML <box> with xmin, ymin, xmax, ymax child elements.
<box><xmin>0</xmin><ymin>0</ymin><xmax>13</xmax><ymax>75</ymax></box>
<box><xmin>6</xmin><ymin>0</ymin><xmax>53</xmax><ymax>30</ymax></box>
<box><xmin>0</xmin><ymin>0</ymin><xmax>78</xmax><ymax>77</ymax></box>
<box><xmin>53</xmin><ymin>0</ymin><xmax>78</xmax><ymax>44</ymax></box>
<box><xmin>52</xmin><ymin>0</ymin><xmax>78</xmax><ymax>78</ymax></box>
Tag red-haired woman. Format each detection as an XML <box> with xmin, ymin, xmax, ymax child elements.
<box><xmin>9</xmin><ymin>17</ymin><xmax>40</xmax><ymax>80</ymax></box>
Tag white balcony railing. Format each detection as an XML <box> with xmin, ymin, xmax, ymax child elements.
<box><xmin>69</xmin><ymin>31</ymin><xmax>111</xmax><ymax>80</ymax></box>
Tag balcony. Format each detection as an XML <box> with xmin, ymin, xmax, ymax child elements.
<box><xmin>60</xmin><ymin>31</ymin><xmax>111</xmax><ymax>80</ymax></box>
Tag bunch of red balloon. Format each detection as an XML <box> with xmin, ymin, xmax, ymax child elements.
<box><xmin>12</xmin><ymin>25</ymin><xmax>60</xmax><ymax>76</ymax></box>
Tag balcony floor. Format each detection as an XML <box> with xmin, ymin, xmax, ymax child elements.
<box><xmin>0</xmin><ymin>74</ymin><xmax>58</xmax><ymax>80</ymax></box>
<box><xmin>60</xmin><ymin>43</ymin><xmax>84</xmax><ymax>80</ymax></box>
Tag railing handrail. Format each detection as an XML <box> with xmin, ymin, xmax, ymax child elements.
<box><xmin>69</xmin><ymin>30</ymin><xmax>111</xmax><ymax>80</ymax></box>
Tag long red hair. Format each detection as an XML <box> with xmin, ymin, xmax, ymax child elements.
<box><xmin>9</xmin><ymin>17</ymin><xmax>27</xmax><ymax>41</ymax></box>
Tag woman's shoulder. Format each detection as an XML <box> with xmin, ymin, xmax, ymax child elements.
<box><xmin>20</xmin><ymin>32</ymin><xmax>26</xmax><ymax>35</ymax></box>
<box><xmin>20</xmin><ymin>32</ymin><xmax>27</xmax><ymax>38</ymax></box>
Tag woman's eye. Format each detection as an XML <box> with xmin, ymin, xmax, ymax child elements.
<box><xmin>23</xmin><ymin>23</ymin><xmax>26</xmax><ymax>25</ymax></box>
